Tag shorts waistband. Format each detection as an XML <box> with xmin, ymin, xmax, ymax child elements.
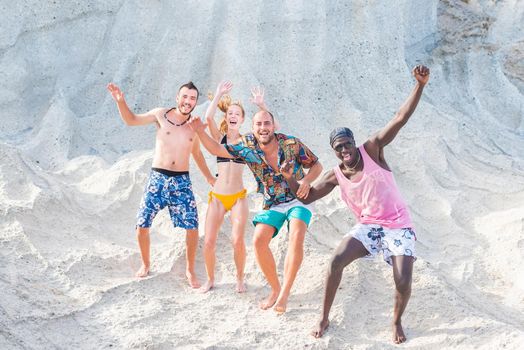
<box><xmin>152</xmin><ymin>168</ymin><xmax>189</xmax><ymax>177</ymax></box>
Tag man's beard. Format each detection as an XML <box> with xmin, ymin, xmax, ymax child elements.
<box><xmin>257</xmin><ymin>132</ymin><xmax>275</xmax><ymax>145</ymax></box>
<box><xmin>179</xmin><ymin>104</ymin><xmax>195</xmax><ymax>116</ymax></box>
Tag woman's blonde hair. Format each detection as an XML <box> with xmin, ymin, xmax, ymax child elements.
<box><xmin>208</xmin><ymin>93</ymin><xmax>245</xmax><ymax>134</ymax></box>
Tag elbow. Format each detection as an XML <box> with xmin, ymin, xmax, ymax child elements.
<box><xmin>193</xmin><ymin>152</ymin><xmax>203</xmax><ymax>161</ymax></box>
<box><xmin>207</xmin><ymin>146</ymin><xmax>222</xmax><ymax>157</ymax></box>
<box><xmin>122</xmin><ymin>117</ymin><xmax>138</xmax><ymax>126</ymax></box>
<box><xmin>394</xmin><ymin>112</ymin><xmax>410</xmax><ymax>125</ymax></box>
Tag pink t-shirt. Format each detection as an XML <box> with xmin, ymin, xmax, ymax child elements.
<box><xmin>333</xmin><ymin>145</ymin><xmax>413</xmax><ymax>229</ymax></box>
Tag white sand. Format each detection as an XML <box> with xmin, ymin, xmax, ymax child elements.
<box><xmin>1</xmin><ymin>0</ymin><xmax>523</xmax><ymax>349</ymax></box>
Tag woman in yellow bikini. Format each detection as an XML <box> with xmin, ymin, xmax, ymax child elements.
<box><xmin>200</xmin><ymin>81</ymin><xmax>267</xmax><ymax>293</ymax></box>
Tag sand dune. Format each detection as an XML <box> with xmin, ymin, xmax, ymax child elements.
<box><xmin>1</xmin><ymin>0</ymin><xmax>523</xmax><ymax>349</ymax></box>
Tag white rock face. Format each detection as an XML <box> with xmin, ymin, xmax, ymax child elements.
<box><xmin>1</xmin><ymin>1</ymin><xmax>523</xmax><ymax>349</ymax></box>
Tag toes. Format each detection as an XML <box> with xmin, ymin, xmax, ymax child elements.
<box><xmin>135</xmin><ymin>268</ymin><xmax>149</xmax><ymax>278</ymax></box>
<box><xmin>273</xmin><ymin>305</ymin><xmax>286</xmax><ymax>314</ymax></box>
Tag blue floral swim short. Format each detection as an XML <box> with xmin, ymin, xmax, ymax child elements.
<box><xmin>136</xmin><ymin>169</ymin><xmax>198</xmax><ymax>229</ymax></box>
<box><xmin>346</xmin><ymin>223</ymin><xmax>417</xmax><ymax>265</ymax></box>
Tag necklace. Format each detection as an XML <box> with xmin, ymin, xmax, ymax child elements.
<box><xmin>164</xmin><ymin>107</ymin><xmax>190</xmax><ymax>126</ymax></box>
<box><xmin>344</xmin><ymin>149</ymin><xmax>361</xmax><ymax>171</ymax></box>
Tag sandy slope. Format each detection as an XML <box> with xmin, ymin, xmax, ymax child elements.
<box><xmin>1</xmin><ymin>0</ymin><xmax>523</xmax><ymax>349</ymax></box>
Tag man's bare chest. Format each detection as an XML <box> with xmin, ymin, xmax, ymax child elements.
<box><xmin>156</xmin><ymin>121</ymin><xmax>195</xmax><ymax>147</ymax></box>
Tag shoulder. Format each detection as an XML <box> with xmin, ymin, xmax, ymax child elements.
<box><xmin>276</xmin><ymin>133</ymin><xmax>296</xmax><ymax>140</ymax></box>
<box><xmin>150</xmin><ymin>107</ymin><xmax>166</xmax><ymax>116</ymax></box>
<box><xmin>363</xmin><ymin>139</ymin><xmax>379</xmax><ymax>159</ymax></box>
<box><xmin>276</xmin><ymin>133</ymin><xmax>299</xmax><ymax>145</ymax></box>
<box><xmin>147</xmin><ymin>108</ymin><xmax>167</xmax><ymax>123</ymax></box>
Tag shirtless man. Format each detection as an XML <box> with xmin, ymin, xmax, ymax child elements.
<box><xmin>189</xmin><ymin>100</ymin><xmax>322</xmax><ymax>313</ymax></box>
<box><xmin>107</xmin><ymin>81</ymin><xmax>215</xmax><ymax>287</ymax></box>
<box><xmin>280</xmin><ymin>65</ymin><xmax>430</xmax><ymax>343</ymax></box>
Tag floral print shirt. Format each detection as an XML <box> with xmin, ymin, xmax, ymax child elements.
<box><xmin>225</xmin><ymin>133</ymin><xmax>319</xmax><ymax>210</ymax></box>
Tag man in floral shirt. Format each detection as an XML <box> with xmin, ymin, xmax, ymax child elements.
<box><xmin>190</xmin><ymin>109</ymin><xmax>322</xmax><ymax>313</ymax></box>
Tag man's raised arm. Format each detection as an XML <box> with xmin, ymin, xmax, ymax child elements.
<box><xmin>107</xmin><ymin>83</ymin><xmax>157</xmax><ymax>126</ymax></box>
<box><xmin>250</xmin><ymin>86</ymin><xmax>281</xmax><ymax>130</ymax></box>
<box><xmin>370</xmin><ymin>65</ymin><xmax>430</xmax><ymax>148</ymax></box>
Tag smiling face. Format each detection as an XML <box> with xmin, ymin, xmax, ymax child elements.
<box><xmin>226</xmin><ymin>104</ymin><xmax>244</xmax><ymax>132</ymax></box>
<box><xmin>332</xmin><ymin>135</ymin><xmax>358</xmax><ymax>167</ymax></box>
<box><xmin>252</xmin><ymin>111</ymin><xmax>275</xmax><ymax>145</ymax></box>
<box><xmin>176</xmin><ymin>87</ymin><xmax>198</xmax><ymax>116</ymax></box>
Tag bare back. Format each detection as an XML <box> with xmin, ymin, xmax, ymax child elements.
<box><xmin>152</xmin><ymin>108</ymin><xmax>196</xmax><ymax>171</ymax></box>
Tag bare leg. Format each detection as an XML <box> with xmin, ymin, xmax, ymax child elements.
<box><xmin>185</xmin><ymin>228</ymin><xmax>201</xmax><ymax>288</ymax></box>
<box><xmin>311</xmin><ymin>236</ymin><xmax>369</xmax><ymax>338</ymax></box>
<box><xmin>136</xmin><ymin>227</ymin><xmax>151</xmax><ymax>277</ymax></box>
<box><xmin>200</xmin><ymin>199</ymin><xmax>226</xmax><ymax>293</ymax></box>
<box><xmin>274</xmin><ymin>219</ymin><xmax>306</xmax><ymax>314</ymax></box>
<box><xmin>230</xmin><ymin>198</ymin><xmax>248</xmax><ymax>293</ymax></box>
<box><xmin>253</xmin><ymin>223</ymin><xmax>280</xmax><ymax>309</ymax></box>
<box><xmin>391</xmin><ymin>255</ymin><xmax>414</xmax><ymax>344</ymax></box>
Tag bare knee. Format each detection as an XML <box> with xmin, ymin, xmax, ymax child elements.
<box><xmin>231</xmin><ymin>234</ymin><xmax>245</xmax><ymax>251</ymax></box>
<box><xmin>204</xmin><ymin>236</ymin><xmax>217</xmax><ymax>252</ymax></box>
<box><xmin>328</xmin><ymin>254</ymin><xmax>348</xmax><ymax>275</ymax></box>
<box><xmin>395</xmin><ymin>276</ymin><xmax>412</xmax><ymax>295</ymax></box>
<box><xmin>288</xmin><ymin>230</ymin><xmax>305</xmax><ymax>246</ymax></box>
<box><xmin>253</xmin><ymin>234</ymin><xmax>270</xmax><ymax>251</ymax></box>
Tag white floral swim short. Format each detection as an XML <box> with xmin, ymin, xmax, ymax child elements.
<box><xmin>346</xmin><ymin>223</ymin><xmax>417</xmax><ymax>265</ymax></box>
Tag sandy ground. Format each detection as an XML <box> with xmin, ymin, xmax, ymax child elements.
<box><xmin>1</xmin><ymin>0</ymin><xmax>523</xmax><ymax>349</ymax></box>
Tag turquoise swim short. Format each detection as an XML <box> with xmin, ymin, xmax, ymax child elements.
<box><xmin>252</xmin><ymin>204</ymin><xmax>312</xmax><ymax>238</ymax></box>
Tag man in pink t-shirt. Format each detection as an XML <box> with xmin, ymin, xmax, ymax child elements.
<box><xmin>281</xmin><ymin>65</ymin><xmax>430</xmax><ymax>344</ymax></box>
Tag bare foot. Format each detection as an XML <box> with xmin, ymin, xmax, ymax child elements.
<box><xmin>273</xmin><ymin>294</ymin><xmax>289</xmax><ymax>314</ymax></box>
<box><xmin>311</xmin><ymin>318</ymin><xmax>330</xmax><ymax>338</ymax></box>
<box><xmin>198</xmin><ymin>279</ymin><xmax>214</xmax><ymax>293</ymax></box>
<box><xmin>259</xmin><ymin>291</ymin><xmax>279</xmax><ymax>310</ymax></box>
<box><xmin>186</xmin><ymin>270</ymin><xmax>201</xmax><ymax>289</ymax></box>
<box><xmin>135</xmin><ymin>264</ymin><xmax>150</xmax><ymax>278</ymax></box>
<box><xmin>235</xmin><ymin>280</ymin><xmax>247</xmax><ymax>293</ymax></box>
<box><xmin>392</xmin><ymin>323</ymin><xmax>407</xmax><ymax>344</ymax></box>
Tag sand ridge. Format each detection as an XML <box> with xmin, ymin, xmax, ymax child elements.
<box><xmin>1</xmin><ymin>1</ymin><xmax>523</xmax><ymax>349</ymax></box>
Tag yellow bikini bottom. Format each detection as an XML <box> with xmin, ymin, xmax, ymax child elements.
<box><xmin>208</xmin><ymin>189</ymin><xmax>247</xmax><ymax>211</ymax></box>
